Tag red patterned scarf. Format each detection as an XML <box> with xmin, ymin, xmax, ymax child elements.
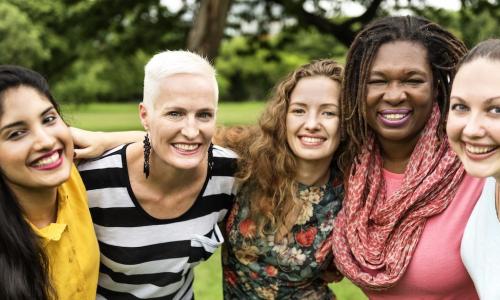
<box><xmin>331</xmin><ymin>104</ymin><xmax>465</xmax><ymax>290</ymax></box>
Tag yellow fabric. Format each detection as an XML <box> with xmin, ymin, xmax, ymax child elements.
<box><xmin>29</xmin><ymin>165</ymin><xmax>99</xmax><ymax>300</ymax></box>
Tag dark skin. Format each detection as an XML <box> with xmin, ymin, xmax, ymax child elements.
<box><xmin>365</xmin><ymin>41</ymin><xmax>435</xmax><ymax>173</ymax></box>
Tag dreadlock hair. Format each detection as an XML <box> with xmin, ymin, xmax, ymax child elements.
<box><xmin>339</xmin><ymin>15</ymin><xmax>467</xmax><ymax>173</ymax></box>
<box><xmin>0</xmin><ymin>65</ymin><xmax>57</xmax><ymax>300</ymax></box>
<box><xmin>234</xmin><ymin>59</ymin><xmax>344</xmax><ymax>240</ymax></box>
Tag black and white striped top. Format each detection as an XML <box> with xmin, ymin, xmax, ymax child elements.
<box><xmin>78</xmin><ymin>144</ymin><xmax>238</xmax><ymax>300</ymax></box>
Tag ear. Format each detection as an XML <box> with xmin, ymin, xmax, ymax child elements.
<box><xmin>139</xmin><ymin>103</ymin><xmax>150</xmax><ymax>131</ymax></box>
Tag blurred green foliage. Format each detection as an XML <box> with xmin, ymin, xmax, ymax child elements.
<box><xmin>1</xmin><ymin>0</ymin><xmax>499</xmax><ymax>104</ymax></box>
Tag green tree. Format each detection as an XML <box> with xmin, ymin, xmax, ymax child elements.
<box><xmin>0</xmin><ymin>2</ymin><xmax>49</xmax><ymax>67</ymax></box>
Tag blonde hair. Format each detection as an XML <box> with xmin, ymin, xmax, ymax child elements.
<box><xmin>143</xmin><ymin>50</ymin><xmax>218</xmax><ymax>109</ymax></box>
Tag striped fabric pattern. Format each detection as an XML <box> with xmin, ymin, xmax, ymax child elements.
<box><xmin>79</xmin><ymin>144</ymin><xmax>237</xmax><ymax>300</ymax></box>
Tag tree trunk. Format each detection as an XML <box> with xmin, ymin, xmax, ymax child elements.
<box><xmin>187</xmin><ymin>0</ymin><xmax>233</xmax><ymax>62</ymax></box>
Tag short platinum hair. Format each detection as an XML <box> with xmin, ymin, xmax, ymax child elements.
<box><xmin>143</xmin><ymin>50</ymin><xmax>218</xmax><ymax>109</ymax></box>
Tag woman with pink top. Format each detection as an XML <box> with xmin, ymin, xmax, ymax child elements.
<box><xmin>447</xmin><ymin>39</ymin><xmax>500</xmax><ymax>299</ymax></box>
<box><xmin>330</xmin><ymin>16</ymin><xmax>485</xmax><ymax>298</ymax></box>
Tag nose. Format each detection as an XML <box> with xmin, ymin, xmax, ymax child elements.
<box><xmin>181</xmin><ymin>116</ymin><xmax>200</xmax><ymax>139</ymax></box>
<box><xmin>33</xmin><ymin>127</ymin><xmax>56</xmax><ymax>151</ymax></box>
<box><xmin>462</xmin><ymin>113</ymin><xmax>486</xmax><ymax>138</ymax></box>
<box><xmin>304</xmin><ymin>112</ymin><xmax>320</xmax><ymax>131</ymax></box>
<box><xmin>382</xmin><ymin>82</ymin><xmax>406</xmax><ymax>105</ymax></box>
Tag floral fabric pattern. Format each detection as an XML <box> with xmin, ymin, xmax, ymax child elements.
<box><xmin>223</xmin><ymin>177</ymin><xmax>343</xmax><ymax>299</ymax></box>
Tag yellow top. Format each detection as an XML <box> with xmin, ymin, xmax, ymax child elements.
<box><xmin>29</xmin><ymin>165</ymin><xmax>99</xmax><ymax>300</ymax></box>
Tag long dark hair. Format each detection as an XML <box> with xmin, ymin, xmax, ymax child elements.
<box><xmin>339</xmin><ymin>16</ymin><xmax>467</xmax><ymax>173</ymax></box>
<box><xmin>0</xmin><ymin>65</ymin><xmax>58</xmax><ymax>300</ymax></box>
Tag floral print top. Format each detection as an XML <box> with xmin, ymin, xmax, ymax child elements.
<box><xmin>222</xmin><ymin>176</ymin><xmax>343</xmax><ymax>300</ymax></box>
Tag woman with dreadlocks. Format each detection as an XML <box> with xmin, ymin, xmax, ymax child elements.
<box><xmin>330</xmin><ymin>16</ymin><xmax>484</xmax><ymax>299</ymax></box>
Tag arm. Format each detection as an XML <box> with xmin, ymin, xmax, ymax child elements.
<box><xmin>71</xmin><ymin>127</ymin><xmax>144</xmax><ymax>159</ymax></box>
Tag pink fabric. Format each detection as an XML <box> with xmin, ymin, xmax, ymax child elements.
<box><xmin>366</xmin><ymin>174</ymin><xmax>484</xmax><ymax>299</ymax></box>
<box><xmin>382</xmin><ymin>169</ymin><xmax>404</xmax><ymax>197</ymax></box>
<box><xmin>331</xmin><ymin>105</ymin><xmax>466</xmax><ymax>289</ymax></box>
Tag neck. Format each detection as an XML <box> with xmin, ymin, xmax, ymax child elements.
<box><xmin>295</xmin><ymin>158</ymin><xmax>332</xmax><ymax>186</ymax></box>
<box><xmin>377</xmin><ymin>137</ymin><xmax>418</xmax><ymax>174</ymax></box>
<box><xmin>7</xmin><ymin>183</ymin><xmax>58</xmax><ymax>228</ymax></box>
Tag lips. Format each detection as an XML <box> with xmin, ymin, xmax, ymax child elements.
<box><xmin>464</xmin><ymin>143</ymin><xmax>498</xmax><ymax>160</ymax></box>
<box><xmin>300</xmin><ymin>136</ymin><xmax>326</xmax><ymax>146</ymax></box>
<box><xmin>30</xmin><ymin>150</ymin><xmax>64</xmax><ymax>170</ymax></box>
<box><xmin>172</xmin><ymin>143</ymin><xmax>201</xmax><ymax>155</ymax></box>
<box><xmin>378</xmin><ymin>109</ymin><xmax>412</xmax><ymax>127</ymax></box>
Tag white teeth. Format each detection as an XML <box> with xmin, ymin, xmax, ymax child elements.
<box><xmin>301</xmin><ymin>137</ymin><xmax>324</xmax><ymax>143</ymax></box>
<box><xmin>465</xmin><ymin>144</ymin><xmax>496</xmax><ymax>154</ymax></box>
<box><xmin>32</xmin><ymin>152</ymin><xmax>59</xmax><ymax>167</ymax></box>
<box><xmin>382</xmin><ymin>113</ymin><xmax>406</xmax><ymax>120</ymax></box>
<box><xmin>173</xmin><ymin>144</ymin><xmax>199</xmax><ymax>151</ymax></box>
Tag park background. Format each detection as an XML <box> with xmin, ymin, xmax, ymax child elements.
<box><xmin>3</xmin><ymin>0</ymin><xmax>500</xmax><ymax>299</ymax></box>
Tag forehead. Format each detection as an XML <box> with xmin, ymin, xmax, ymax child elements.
<box><xmin>452</xmin><ymin>58</ymin><xmax>500</xmax><ymax>100</ymax></box>
<box><xmin>0</xmin><ymin>86</ymin><xmax>52</xmax><ymax>124</ymax></box>
<box><xmin>290</xmin><ymin>76</ymin><xmax>340</xmax><ymax>106</ymax></box>
<box><xmin>154</xmin><ymin>73</ymin><xmax>216</xmax><ymax>110</ymax></box>
<box><xmin>371</xmin><ymin>41</ymin><xmax>431</xmax><ymax>73</ymax></box>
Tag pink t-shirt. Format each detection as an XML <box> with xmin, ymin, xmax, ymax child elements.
<box><xmin>364</xmin><ymin>171</ymin><xmax>484</xmax><ymax>300</ymax></box>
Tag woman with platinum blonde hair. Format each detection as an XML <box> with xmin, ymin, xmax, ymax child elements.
<box><xmin>74</xmin><ymin>58</ymin><xmax>346</xmax><ymax>299</ymax></box>
<box><xmin>76</xmin><ymin>50</ymin><xmax>238</xmax><ymax>299</ymax></box>
<box><xmin>447</xmin><ymin>39</ymin><xmax>500</xmax><ymax>299</ymax></box>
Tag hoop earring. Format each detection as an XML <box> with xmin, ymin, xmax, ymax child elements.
<box><xmin>143</xmin><ymin>134</ymin><xmax>151</xmax><ymax>178</ymax></box>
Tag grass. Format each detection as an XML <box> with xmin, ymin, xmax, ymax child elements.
<box><xmin>63</xmin><ymin>101</ymin><xmax>265</xmax><ymax>131</ymax></box>
<box><xmin>63</xmin><ymin>102</ymin><xmax>366</xmax><ymax>300</ymax></box>
<box><xmin>194</xmin><ymin>249</ymin><xmax>367</xmax><ymax>300</ymax></box>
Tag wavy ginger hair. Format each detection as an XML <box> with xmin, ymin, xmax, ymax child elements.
<box><xmin>233</xmin><ymin>59</ymin><xmax>344</xmax><ymax>239</ymax></box>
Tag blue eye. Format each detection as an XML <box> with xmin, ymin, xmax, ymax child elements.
<box><xmin>197</xmin><ymin>111</ymin><xmax>213</xmax><ymax>121</ymax></box>
<box><xmin>166</xmin><ymin>111</ymin><xmax>183</xmax><ymax>119</ymax></box>
<box><xmin>489</xmin><ymin>106</ymin><xmax>500</xmax><ymax>115</ymax></box>
<box><xmin>450</xmin><ymin>103</ymin><xmax>468</xmax><ymax>112</ymax></box>
<box><xmin>322</xmin><ymin>111</ymin><xmax>337</xmax><ymax>117</ymax></box>
<box><xmin>290</xmin><ymin>108</ymin><xmax>305</xmax><ymax>115</ymax></box>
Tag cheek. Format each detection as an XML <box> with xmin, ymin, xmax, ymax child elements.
<box><xmin>200</xmin><ymin>122</ymin><xmax>216</xmax><ymax>141</ymax></box>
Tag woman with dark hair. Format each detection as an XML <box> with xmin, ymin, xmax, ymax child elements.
<box><xmin>330</xmin><ymin>16</ymin><xmax>484</xmax><ymax>298</ymax></box>
<box><xmin>447</xmin><ymin>38</ymin><xmax>500</xmax><ymax>299</ymax></box>
<box><xmin>0</xmin><ymin>65</ymin><xmax>98</xmax><ymax>299</ymax></box>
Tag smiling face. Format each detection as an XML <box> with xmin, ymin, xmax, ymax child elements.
<box><xmin>366</xmin><ymin>41</ymin><xmax>434</xmax><ymax>146</ymax></box>
<box><xmin>447</xmin><ymin>58</ymin><xmax>500</xmax><ymax>180</ymax></box>
<box><xmin>286</xmin><ymin>76</ymin><xmax>341</xmax><ymax>168</ymax></box>
<box><xmin>0</xmin><ymin>86</ymin><xmax>73</xmax><ymax>192</ymax></box>
<box><xmin>140</xmin><ymin>73</ymin><xmax>217</xmax><ymax>171</ymax></box>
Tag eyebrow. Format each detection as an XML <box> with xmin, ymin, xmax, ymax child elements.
<box><xmin>369</xmin><ymin>69</ymin><xmax>427</xmax><ymax>76</ymax></box>
<box><xmin>289</xmin><ymin>102</ymin><xmax>339</xmax><ymax>108</ymax></box>
<box><xmin>0</xmin><ymin>106</ymin><xmax>54</xmax><ymax>133</ymax></box>
<box><xmin>162</xmin><ymin>106</ymin><xmax>215</xmax><ymax>111</ymax></box>
<box><xmin>450</xmin><ymin>96</ymin><xmax>500</xmax><ymax>104</ymax></box>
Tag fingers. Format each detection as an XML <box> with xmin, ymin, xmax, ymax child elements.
<box><xmin>74</xmin><ymin>146</ymin><xmax>102</xmax><ymax>160</ymax></box>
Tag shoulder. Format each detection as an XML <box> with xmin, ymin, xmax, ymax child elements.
<box><xmin>59</xmin><ymin>164</ymin><xmax>87</xmax><ymax>199</ymax></box>
<box><xmin>213</xmin><ymin>144</ymin><xmax>238</xmax><ymax>159</ymax></box>
<box><xmin>77</xmin><ymin>144</ymin><xmax>127</xmax><ymax>172</ymax></box>
<box><xmin>211</xmin><ymin>145</ymin><xmax>238</xmax><ymax>177</ymax></box>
